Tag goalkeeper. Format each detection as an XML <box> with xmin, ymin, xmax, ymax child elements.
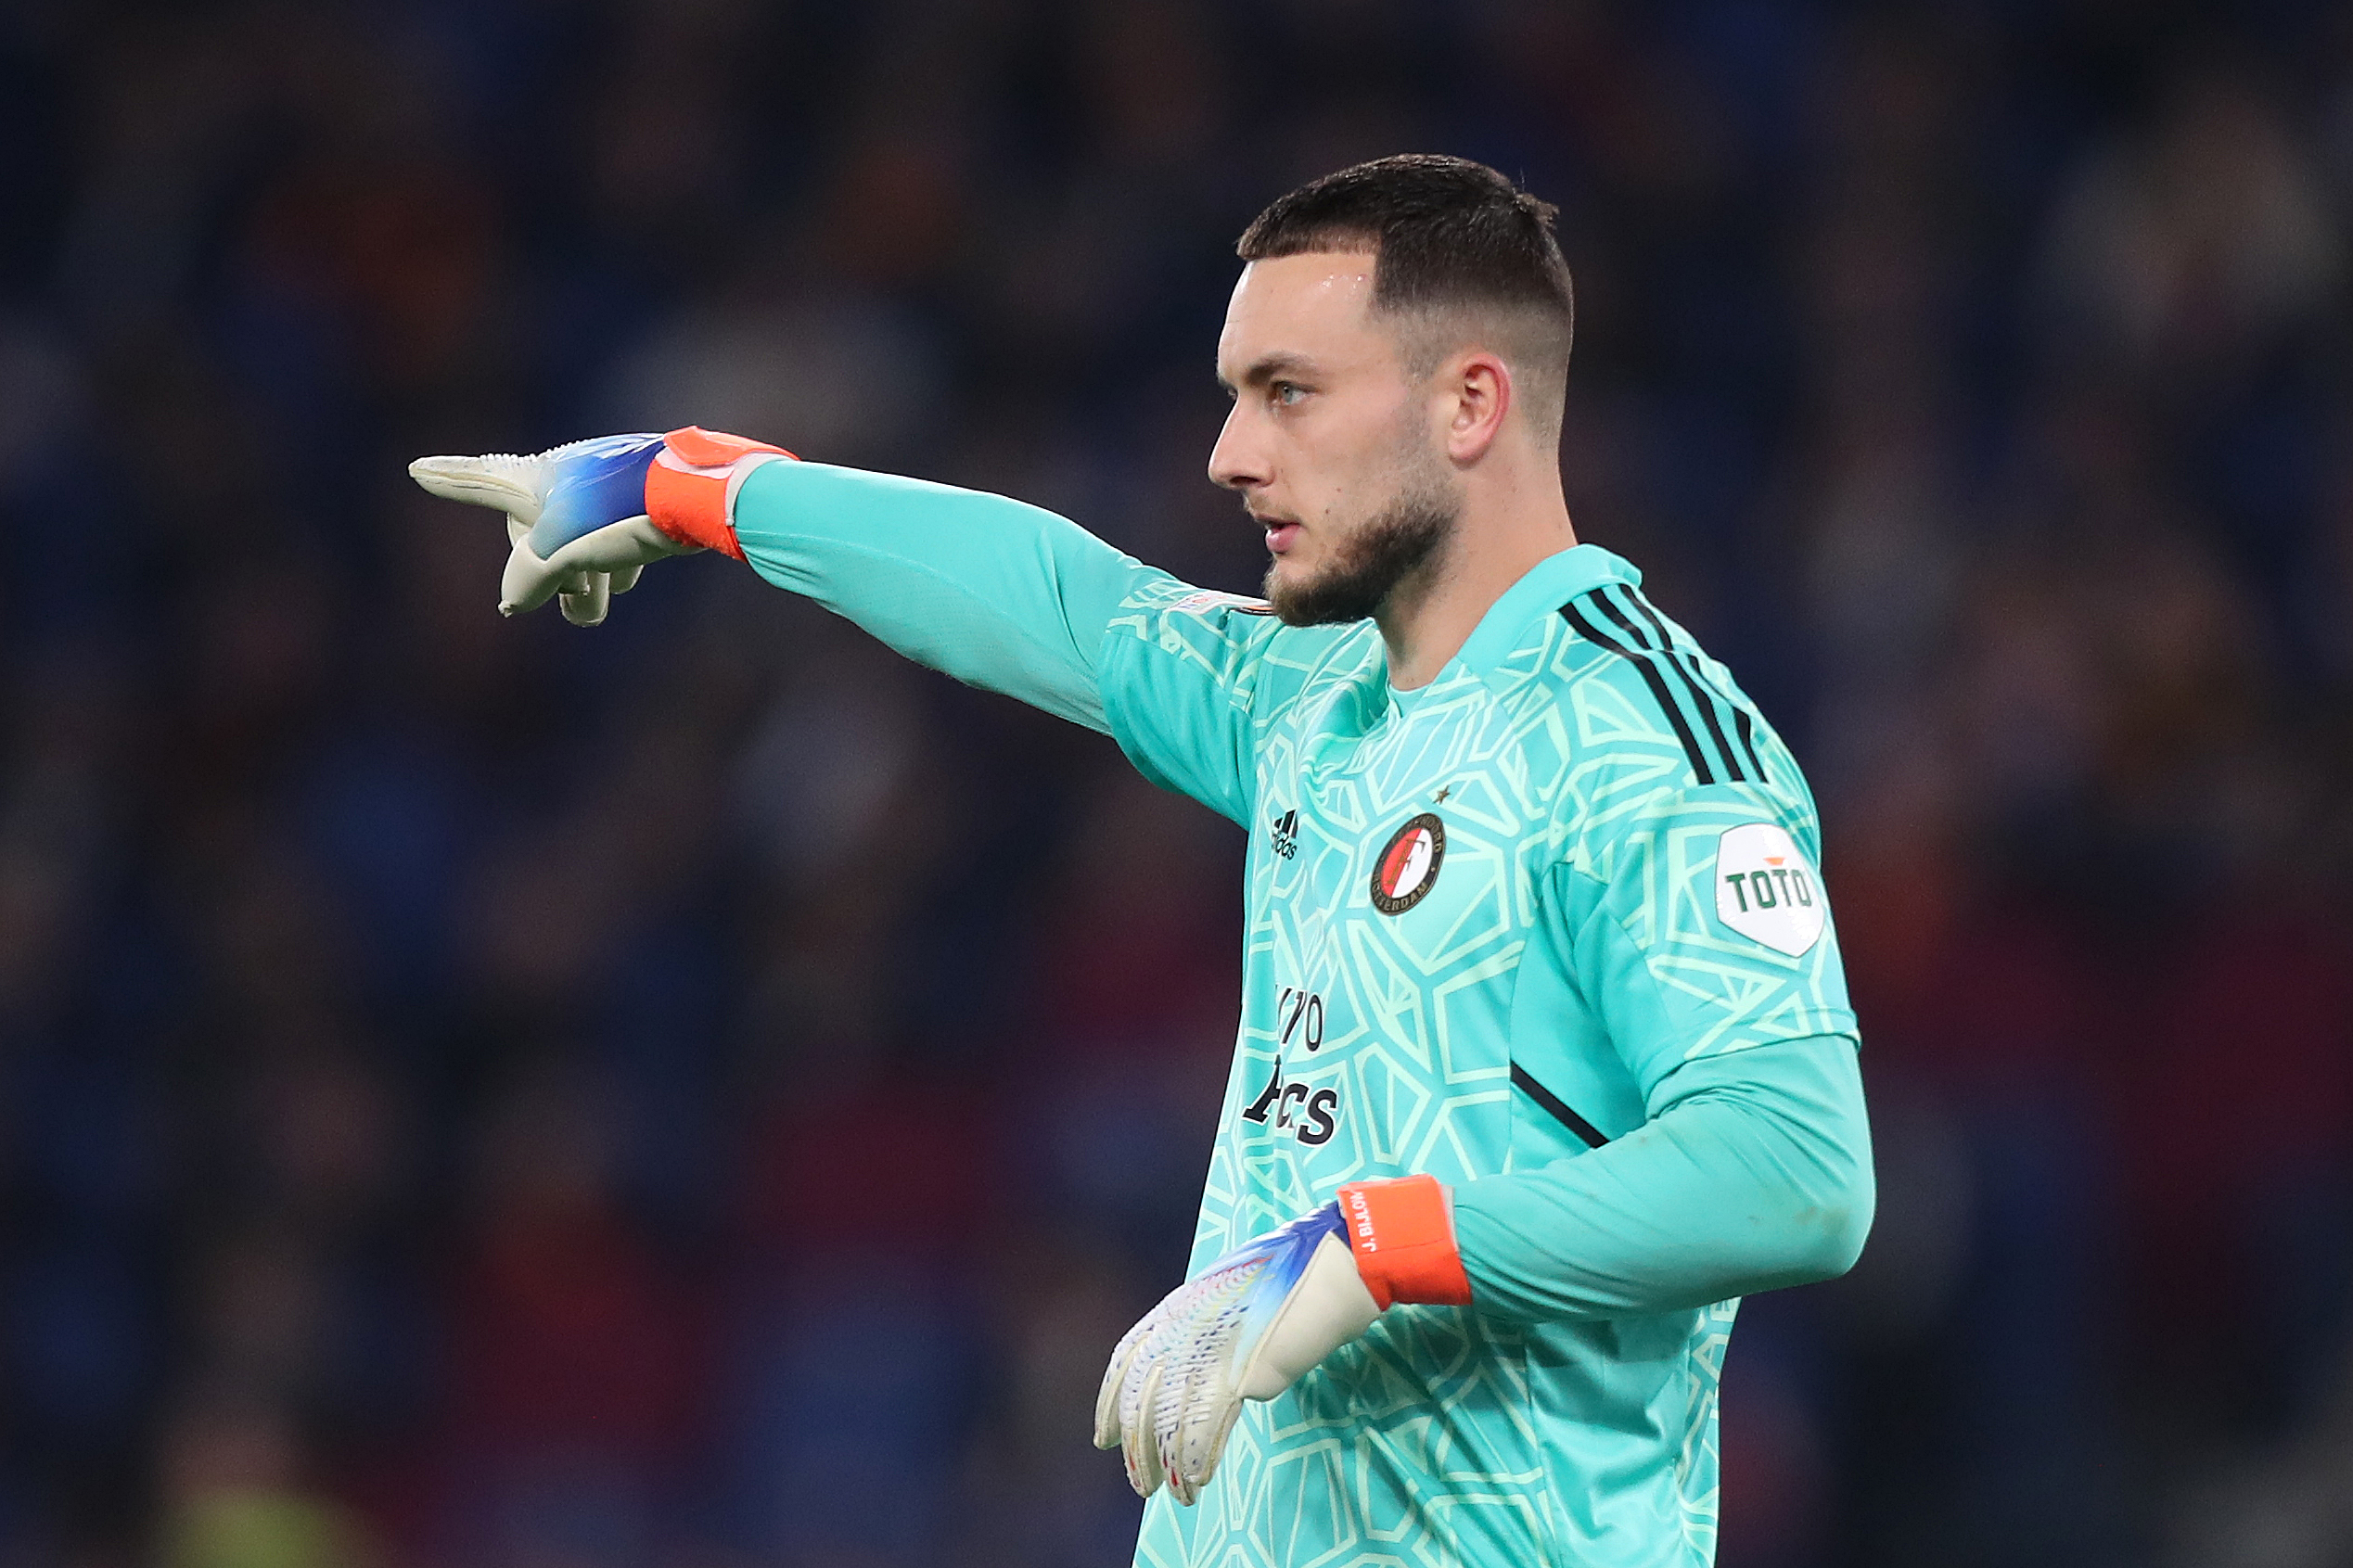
<box><xmin>414</xmin><ymin>156</ymin><xmax>1873</xmax><ymax>1568</ymax></box>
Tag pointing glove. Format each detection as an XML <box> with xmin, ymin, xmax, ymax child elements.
<box><xmin>1094</xmin><ymin>1173</ymin><xmax>1472</xmax><ymax>1505</ymax></box>
<box><xmin>408</xmin><ymin>426</ymin><xmax>791</xmax><ymax>625</ymax></box>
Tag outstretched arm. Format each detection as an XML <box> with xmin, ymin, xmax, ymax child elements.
<box><xmin>411</xmin><ymin>427</ymin><xmax>1171</xmax><ymax>732</ymax></box>
<box><xmin>411</xmin><ymin>427</ymin><xmax>1287</xmax><ymax>822</ymax></box>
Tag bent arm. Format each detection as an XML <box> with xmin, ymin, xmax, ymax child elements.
<box><xmin>731</xmin><ymin>459</ymin><xmax>1157</xmax><ymax>732</ymax></box>
<box><xmin>1451</xmin><ymin>1032</ymin><xmax>1873</xmax><ymax>1322</ymax></box>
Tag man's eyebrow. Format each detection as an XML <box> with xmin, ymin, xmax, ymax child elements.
<box><xmin>1216</xmin><ymin>352</ymin><xmax>1318</xmax><ymax>393</ymax></box>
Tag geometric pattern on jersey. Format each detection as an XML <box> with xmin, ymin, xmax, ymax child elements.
<box><xmin>1099</xmin><ymin>546</ymin><xmax>1855</xmax><ymax>1568</ymax></box>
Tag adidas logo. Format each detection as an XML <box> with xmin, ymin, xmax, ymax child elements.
<box><xmin>1270</xmin><ymin>808</ymin><xmax>1299</xmax><ymax>860</ymax></box>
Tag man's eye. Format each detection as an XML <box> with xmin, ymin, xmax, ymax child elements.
<box><xmin>1272</xmin><ymin>381</ymin><xmax>1306</xmax><ymax>406</ymax></box>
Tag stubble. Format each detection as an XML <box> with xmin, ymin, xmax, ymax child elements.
<box><xmin>1264</xmin><ymin>462</ymin><xmax>1461</xmax><ymax>628</ymax></box>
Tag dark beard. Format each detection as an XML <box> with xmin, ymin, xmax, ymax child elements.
<box><xmin>1264</xmin><ymin>486</ymin><xmax>1459</xmax><ymax>627</ymax></box>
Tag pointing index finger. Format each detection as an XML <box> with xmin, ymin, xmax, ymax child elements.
<box><xmin>408</xmin><ymin>453</ymin><xmax>547</xmax><ymax>527</ymax></box>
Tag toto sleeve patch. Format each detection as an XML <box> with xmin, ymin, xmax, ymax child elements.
<box><xmin>1713</xmin><ymin>822</ymin><xmax>1826</xmax><ymax>957</ymax></box>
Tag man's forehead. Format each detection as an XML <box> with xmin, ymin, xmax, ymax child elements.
<box><xmin>1218</xmin><ymin>251</ymin><xmax>1384</xmax><ymax>377</ymax></box>
<box><xmin>1230</xmin><ymin>251</ymin><xmax>1378</xmax><ymax>311</ymax></box>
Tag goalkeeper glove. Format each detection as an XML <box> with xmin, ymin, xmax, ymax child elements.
<box><xmin>1094</xmin><ymin>1173</ymin><xmax>1472</xmax><ymax>1505</ymax></box>
<box><xmin>407</xmin><ymin>426</ymin><xmax>791</xmax><ymax>625</ymax></box>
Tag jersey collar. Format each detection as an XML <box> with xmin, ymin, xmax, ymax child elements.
<box><xmin>1453</xmin><ymin>543</ymin><xmax>1643</xmax><ymax>681</ymax></box>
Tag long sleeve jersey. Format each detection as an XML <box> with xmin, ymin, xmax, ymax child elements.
<box><xmin>729</xmin><ymin>460</ymin><xmax>1874</xmax><ymax>1568</ymax></box>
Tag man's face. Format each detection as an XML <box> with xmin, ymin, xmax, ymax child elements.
<box><xmin>1209</xmin><ymin>253</ymin><xmax>1460</xmax><ymax>626</ymax></box>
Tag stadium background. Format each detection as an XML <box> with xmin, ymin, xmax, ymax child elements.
<box><xmin>1</xmin><ymin>1</ymin><xmax>2350</xmax><ymax>1563</ymax></box>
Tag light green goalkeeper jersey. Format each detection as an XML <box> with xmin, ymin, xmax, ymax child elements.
<box><xmin>730</xmin><ymin>461</ymin><xmax>1873</xmax><ymax>1568</ymax></box>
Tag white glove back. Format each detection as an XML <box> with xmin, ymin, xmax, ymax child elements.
<box><xmin>1093</xmin><ymin>1204</ymin><xmax>1380</xmax><ymax>1505</ymax></box>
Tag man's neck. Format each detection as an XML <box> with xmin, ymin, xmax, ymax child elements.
<box><xmin>1376</xmin><ymin>476</ymin><xmax>1578</xmax><ymax>691</ymax></box>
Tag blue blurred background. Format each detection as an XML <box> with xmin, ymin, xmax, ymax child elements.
<box><xmin>2</xmin><ymin>1</ymin><xmax>2350</xmax><ymax>1564</ymax></box>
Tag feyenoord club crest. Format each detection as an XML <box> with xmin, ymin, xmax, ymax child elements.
<box><xmin>1370</xmin><ymin>812</ymin><xmax>1446</xmax><ymax>915</ymax></box>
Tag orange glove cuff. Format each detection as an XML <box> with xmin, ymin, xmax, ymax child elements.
<box><xmin>643</xmin><ymin>426</ymin><xmax>794</xmax><ymax>561</ymax></box>
<box><xmin>1337</xmin><ymin>1173</ymin><xmax>1472</xmax><ymax>1308</ymax></box>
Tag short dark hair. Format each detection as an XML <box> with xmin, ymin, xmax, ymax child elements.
<box><xmin>1238</xmin><ymin>155</ymin><xmax>1576</xmax><ymax>433</ymax></box>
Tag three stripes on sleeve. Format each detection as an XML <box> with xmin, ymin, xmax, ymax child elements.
<box><xmin>1560</xmin><ymin>584</ymin><xmax>1769</xmax><ymax>788</ymax></box>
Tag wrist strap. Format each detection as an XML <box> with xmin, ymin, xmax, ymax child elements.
<box><xmin>644</xmin><ymin>426</ymin><xmax>794</xmax><ymax>560</ymax></box>
<box><xmin>1337</xmin><ymin>1174</ymin><xmax>1472</xmax><ymax>1308</ymax></box>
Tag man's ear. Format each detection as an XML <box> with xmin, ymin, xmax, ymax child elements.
<box><xmin>1442</xmin><ymin>351</ymin><xmax>1513</xmax><ymax>464</ymax></box>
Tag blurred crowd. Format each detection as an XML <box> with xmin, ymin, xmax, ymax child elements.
<box><xmin>1</xmin><ymin>1</ymin><xmax>2350</xmax><ymax>1564</ymax></box>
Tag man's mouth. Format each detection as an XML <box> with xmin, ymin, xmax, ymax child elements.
<box><xmin>1260</xmin><ymin>518</ymin><xmax>1300</xmax><ymax>555</ymax></box>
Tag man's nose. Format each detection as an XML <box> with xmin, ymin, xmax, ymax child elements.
<box><xmin>1208</xmin><ymin>404</ymin><xmax>1266</xmax><ymax>492</ymax></box>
